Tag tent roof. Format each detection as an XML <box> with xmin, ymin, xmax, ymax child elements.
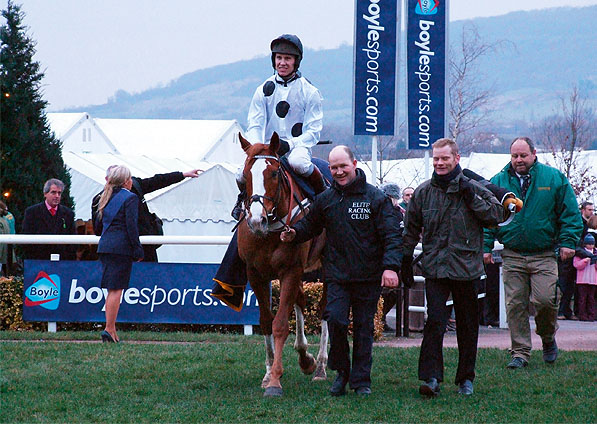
<box><xmin>93</xmin><ymin>118</ymin><xmax>241</xmax><ymax>160</ymax></box>
<box><xmin>46</xmin><ymin>112</ymin><xmax>87</xmax><ymax>139</ymax></box>
<box><xmin>148</xmin><ymin>165</ymin><xmax>237</xmax><ymax>223</ymax></box>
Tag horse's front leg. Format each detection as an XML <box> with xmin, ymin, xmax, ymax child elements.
<box><xmin>247</xmin><ymin>275</ymin><xmax>275</xmax><ymax>389</ymax></box>
<box><xmin>313</xmin><ymin>320</ymin><xmax>329</xmax><ymax>381</ymax></box>
<box><xmin>262</xmin><ymin>334</ymin><xmax>274</xmax><ymax>388</ymax></box>
<box><xmin>264</xmin><ymin>273</ymin><xmax>299</xmax><ymax>397</ymax></box>
<box><xmin>294</xmin><ymin>304</ymin><xmax>316</xmax><ymax>375</ymax></box>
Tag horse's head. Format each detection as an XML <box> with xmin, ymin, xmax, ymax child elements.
<box><xmin>240</xmin><ymin>132</ymin><xmax>285</xmax><ymax>236</ymax></box>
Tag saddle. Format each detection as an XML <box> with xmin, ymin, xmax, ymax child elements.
<box><xmin>280</xmin><ymin>156</ymin><xmax>332</xmax><ymax>200</ymax></box>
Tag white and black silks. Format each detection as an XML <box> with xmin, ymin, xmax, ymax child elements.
<box><xmin>245</xmin><ymin>72</ymin><xmax>323</xmax><ymax>152</ymax></box>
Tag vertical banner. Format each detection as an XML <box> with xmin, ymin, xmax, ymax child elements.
<box><xmin>406</xmin><ymin>0</ymin><xmax>448</xmax><ymax>149</ymax></box>
<box><xmin>353</xmin><ymin>0</ymin><xmax>400</xmax><ymax>136</ymax></box>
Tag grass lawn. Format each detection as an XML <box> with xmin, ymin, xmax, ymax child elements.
<box><xmin>1</xmin><ymin>331</ymin><xmax>595</xmax><ymax>423</ymax></box>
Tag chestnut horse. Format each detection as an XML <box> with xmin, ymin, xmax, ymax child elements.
<box><xmin>237</xmin><ymin>132</ymin><xmax>328</xmax><ymax>397</ymax></box>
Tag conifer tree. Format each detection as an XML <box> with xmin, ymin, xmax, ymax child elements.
<box><xmin>1</xmin><ymin>0</ymin><xmax>74</xmax><ymax>228</ymax></box>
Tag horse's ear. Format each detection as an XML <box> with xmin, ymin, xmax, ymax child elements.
<box><xmin>270</xmin><ymin>132</ymin><xmax>280</xmax><ymax>155</ymax></box>
<box><xmin>239</xmin><ymin>132</ymin><xmax>251</xmax><ymax>152</ymax></box>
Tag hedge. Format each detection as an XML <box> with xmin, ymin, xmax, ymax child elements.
<box><xmin>271</xmin><ymin>280</ymin><xmax>385</xmax><ymax>341</ymax></box>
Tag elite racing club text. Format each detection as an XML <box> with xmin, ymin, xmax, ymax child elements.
<box><xmin>414</xmin><ymin>19</ymin><xmax>436</xmax><ymax>147</ymax></box>
<box><xmin>348</xmin><ymin>202</ymin><xmax>371</xmax><ymax>220</ymax></box>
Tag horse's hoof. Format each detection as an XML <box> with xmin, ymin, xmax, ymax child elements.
<box><xmin>261</xmin><ymin>375</ymin><xmax>271</xmax><ymax>388</ymax></box>
<box><xmin>301</xmin><ymin>361</ymin><xmax>317</xmax><ymax>375</ymax></box>
<box><xmin>312</xmin><ymin>366</ymin><xmax>327</xmax><ymax>381</ymax></box>
<box><xmin>263</xmin><ymin>386</ymin><xmax>283</xmax><ymax>397</ymax></box>
<box><xmin>299</xmin><ymin>354</ymin><xmax>317</xmax><ymax>375</ymax></box>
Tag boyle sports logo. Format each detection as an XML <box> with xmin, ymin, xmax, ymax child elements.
<box><xmin>415</xmin><ymin>0</ymin><xmax>439</xmax><ymax>15</ymax></box>
<box><xmin>25</xmin><ymin>271</ymin><xmax>60</xmax><ymax>310</ymax></box>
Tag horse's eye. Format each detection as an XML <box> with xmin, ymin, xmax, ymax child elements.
<box><xmin>271</xmin><ymin>171</ymin><xmax>278</xmax><ymax>178</ymax></box>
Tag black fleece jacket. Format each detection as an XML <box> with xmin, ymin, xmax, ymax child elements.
<box><xmin>292</xmin><ymin>168</ymin><xmax>403</xmax><ymax>284</ymax></box>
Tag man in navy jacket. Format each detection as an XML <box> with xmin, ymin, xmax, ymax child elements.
<box><xmin>281</xmin><ymin>145</ymin><xmax>402</xmax><ymax>396</ymax></box>
<box><xmin>22</xmin><ymin>179</ymin><xmax>76</xmax><ymax>260</ymax></box>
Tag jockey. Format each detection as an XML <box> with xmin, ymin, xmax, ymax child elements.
<box><xmin>232</xmin><ymin>34</ymin><xmax>326</xmax><ymax>220</ymax></box>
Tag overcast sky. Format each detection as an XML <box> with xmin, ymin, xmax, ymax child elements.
<box><xmin>3</xmin><ymin>0</ymin><xmax>597</xmax><ymax>110</ymax></box>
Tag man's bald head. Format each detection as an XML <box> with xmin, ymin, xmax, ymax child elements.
<box><xmin>329</xmin><ymin>145</ymin><xmax>358</xmax><ymax>186</ymax></box>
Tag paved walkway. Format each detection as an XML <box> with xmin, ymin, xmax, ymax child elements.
<box><xmin>379</xmin><ymin>313</ymin><xmax>597</xmax><ymax>351</ymax></box>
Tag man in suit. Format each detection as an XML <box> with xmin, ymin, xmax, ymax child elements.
<box><xmin>22</xmin><ymin>179</ymin><xmax>76</xmax><ymax>260</ymax></box>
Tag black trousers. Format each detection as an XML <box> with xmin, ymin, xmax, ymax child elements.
<box><xmin>557</xmin><ymin>257</ymin><xmax>575</xmax><ymax>318</ymax></box>
<box><xmin>482</xmin><ymin>263</ymin><xmax>500</xmax><ymax>325</ymax></box>
<box><xmin>418</xmin><ymin>278</ymin><xmax>479</xmax><ymax>385</ymax></box>
<box><xmin>324</xmin><ymin>281</ymin><xmax>382</xmax><ymax>390</ymax></box>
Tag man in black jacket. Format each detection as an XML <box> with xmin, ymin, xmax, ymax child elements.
<box><xmin>92</xmin><ymin>167</ymin><xmax>201</xmax><ymax>262</ymax></box>
<box><xmin>402</xmin><ymin>138</ymin><xmax>504</xmax><ymax>398</ymax></box>
<box><xmin>22</xmin><ymin>179</ymin><xmax>76</xmax><ymax>260</ymax></box>
<box><xmin>281</xmin><ymin>145</ymin><xmax>402</xmax><ymax>396</ymax></box>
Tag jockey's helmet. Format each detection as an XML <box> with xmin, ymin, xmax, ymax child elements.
<box><xmin>270</xmin><ymin>34</ymin><xmax>303</xmax><ymax>71</ymax></box>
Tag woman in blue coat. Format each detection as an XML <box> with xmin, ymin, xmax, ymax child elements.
<box><xmin>94</xmin><ymin>165</ymin><xmax>143</xmax><ymax>342</ymax></box>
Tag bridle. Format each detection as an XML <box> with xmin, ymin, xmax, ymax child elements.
<box><xmin>244</xmin><ymin>154</ymin><xmax>288</xmax><ymax>230</ymax></box>
<box><xmin>243</xmin><ymin>154</ymin><xmax>309</xmax><ymax>233</ymax></box>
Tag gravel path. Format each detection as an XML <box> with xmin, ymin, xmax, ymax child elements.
<box><xmin>378</xmin><ymin>317</ymin><xmax>597</xmax><ymax>351</ymax></box>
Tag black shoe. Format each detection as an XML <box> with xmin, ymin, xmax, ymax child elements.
<box><xmin>231</xmin><ymin>191</ymin><xmax>245</xmax><ymax>221</ymax></box>
<box><xmin>419</xmin><ymin>378</ymin><xmax>440</xmax><ymax>397</ymax></box>
<box><xmin>355</xmin><ymin>386</ymin><xmax>371</xmax><ymax>396</ymax></box>
<box><xmin>457</xmin><ymin>379</ymin><xmax>474</xmax><ymax>396</ymax></box>
<box><xmin>506</xmin><ymin>357</ymin><xmax>528</xmax><ymax>369</ymax></box>
<box><xmin>330</xmin><ymin>371</ymin><xmax>349</xmax><ymax>397</ymax></box>
<box><xmin>101</xmin><ymin>330</ymin><xmax>115</xmax><ymax>343</ymax></box>
<box><xmin>542</xmin><ymin>339</ymin><xmax>558</xmax><ymax>364</ymax></box>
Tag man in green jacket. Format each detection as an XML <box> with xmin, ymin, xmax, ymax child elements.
<box><xmin>484</xmin><ymin>137</ymin><xmax>583</xmax><ymax>369</ymax></box>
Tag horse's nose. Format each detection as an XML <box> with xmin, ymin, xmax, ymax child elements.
<box><xmin>260</xmin><ymin>215</ymin><xmax>268</xmax><ymax>226</ymax></box>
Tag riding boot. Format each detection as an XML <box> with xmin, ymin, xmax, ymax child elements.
<box><xmin>231</xmin><ymin>181</ymin><xmax>246</xmax><ymax>221</ymax></box>
<box><xmin>307</xmin><ymin>167</ymin><xmax>327</xmax><ymax>195</ymax></box>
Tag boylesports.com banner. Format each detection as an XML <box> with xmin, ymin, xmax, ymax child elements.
<box><xmin>406</xmin><ymin>0</ymin><xmax>447</xmax><ymax>149</ymax></box>
<box><xmin>23</xmin><ymin>260</ymin><xmax>259</xmax><ymax>325</ymax></box>
<box><xmin>353</xmin><ymin>0</ymin><xmax>399</xmax><ymax>136</ymax></box>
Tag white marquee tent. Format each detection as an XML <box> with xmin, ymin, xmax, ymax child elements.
<box><xmin>48</xmin><ymin>114</ymin><xmax>246</xmax><ymax>264</ymax></box>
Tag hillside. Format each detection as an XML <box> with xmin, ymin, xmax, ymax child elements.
<box><xmin>65</xmin><ymin>6</ymin><xmax>597</xmax><ymax>134</ymax></box>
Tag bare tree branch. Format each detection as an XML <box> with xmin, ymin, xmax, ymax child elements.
<box><xmin>533</xmin><ymin>85</ymin><xmax>597</xmax><ymax>199</ymax></box>
<box><xmin>448</xmin><ymin>23</ymin><xmax>513</xmax><ymax>154</ymax></box>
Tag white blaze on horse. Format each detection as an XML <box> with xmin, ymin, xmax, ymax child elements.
<box><xmin>237</xmin><ymin>132</ymin><xmax>328</xmax><ymax>397</ymax></box>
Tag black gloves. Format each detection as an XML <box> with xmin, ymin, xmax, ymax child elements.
<box><xmin>278</xmin><ymin>139</ymin><xmax>290</xmax><ymax>156</ymax></box>
<box><xmin>462</xmin><ymin>168</ymin><xmax>508</xmax><ymax>203</ymax></box>
<box><xmin>400</xmin><ymin>255</ymin><xmax>414</xmax><ymax>288</ymax></box>
<box><xmin>460</xmin><ymin>178</ymin><xmax>476</xmax><ymax>205</ymax></box>
<box><xmin>462</xmin><ymin>168</ymin><xmax>523</xmax><ymax>212</ymax></box>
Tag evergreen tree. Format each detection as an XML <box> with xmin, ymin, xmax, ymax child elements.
<box><xmin>1</xmin><ymin>0</ymin><xmax>74</xmax><ymax>228</ymax></box>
